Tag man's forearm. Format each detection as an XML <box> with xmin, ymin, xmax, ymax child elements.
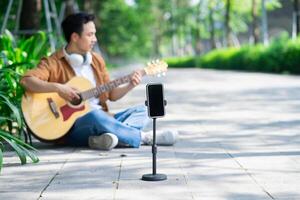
<box><xmin>20</xmin><ymin>76</ymin><xmax>59</xmax><ymax>93</ymax></box>
<box><xmin>109</xmin><ymin>83</ymin><xmax>135</xmax><ymax>101</ymax></box>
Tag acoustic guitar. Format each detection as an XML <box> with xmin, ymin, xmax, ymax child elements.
<box><xmin>21</xmin><ymin>60</ymin><xmax>168</xmax><ymax>141</ymax></box>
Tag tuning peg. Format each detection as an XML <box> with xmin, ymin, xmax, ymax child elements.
<box><xmin>162</xmin><ymin>72</ymin><xmax>166</xmax><ymax>76</ymax></box>
<box><xmin>157</xmin><ymin>73</ymin><xmax>161</xmax><ymax>77</ymax></box>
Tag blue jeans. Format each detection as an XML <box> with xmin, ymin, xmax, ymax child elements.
<box><xmin>65</xmin><ymin>105</ymin><xmax>149</xmax><ymax>148</ymax></box>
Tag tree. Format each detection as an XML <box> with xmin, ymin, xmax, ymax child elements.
<box><xmin>261</xmin><ymin>0</ymin><xmax>269</xmax><ymax>45</ymax></box>
<box><xmin>64</xmin><ymin>0</ymin><xmax>78</xmax><ymax>18</ymax></box>
<box><xmin>83</xmin><ymin>0</ymin><xmax>93</xmax><ymax>13</ymax></box>
<box><xmin>208</xmin><ymin>1</ymin><xmax>217</xmax><ymax>49</ymax></box>
<box><xmin>251</xmin><ymin>0</ymin><xmax>259</xmax><ymax>44</ymax></box>
<box><xmin>194</xmin><ymin>0</ymin><xmax>203</xmax><ymax>54</ymax></box>
<box><xmin>19</xmin><ymin>0</ymin><xmax>42</xmax><ymax>36</ymax></box>
<box><xmin>292</xmin><ymin>0</ymin><xmax>300</xmax><ymax>38</ymax></box>
<box><xmin>224</xmin><ymin>0</ymin><xmax>231</xmax><ymax>47</ymax></box>
<box><xmin>170</xmin><ymin>0</ymin><xmax>178</xmax><ymax>56</ymax></box>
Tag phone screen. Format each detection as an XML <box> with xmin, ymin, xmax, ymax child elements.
<box><xmin>147</xmin><ymin>84</ymin><xmax>165</xmax><ymax>118</ymax></box>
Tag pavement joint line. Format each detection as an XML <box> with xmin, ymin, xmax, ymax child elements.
<box><xmin>199</xmin><ymin>125</ymin><xmax>276</xmax><ymax>200</ymax></box>
<box><xmin>219</xmin><ymin>142</ymin><xmax>276</xmax><ymax>200</ymax></box>
<box><xmin>113</xmin><ymin>156</ymin><xmax>123</xmax><ymax>200</ymax></box>
<box><xmin>36</xmin><ymin>148</ymin><xmax>77</xmax><ymax>200</ymax></box>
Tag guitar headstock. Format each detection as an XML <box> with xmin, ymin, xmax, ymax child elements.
<box><xmin>144</xmin><ymin>60</ymin><xmax>168</xmax><ymax>77</ymax></box>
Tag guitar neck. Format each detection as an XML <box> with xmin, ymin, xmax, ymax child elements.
<box><xmin>80</xmin><ymin>70</ymin><xmax>145</xmax><ymax>101</ymax></box>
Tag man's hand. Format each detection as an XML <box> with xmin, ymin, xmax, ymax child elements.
<box><xmin>56</xmin><ymin>84</ymin><xmax>80</xmax><ymax>102</ymax></box>
<box><xmin>130</xmin><ymin>70</ymin><xmax>143</xmax><ymax>87</ymax></box>
<box><xmin>109</xmin><ymin>69</ymin><xmax>144</xmax><ymax>101</ymax></box>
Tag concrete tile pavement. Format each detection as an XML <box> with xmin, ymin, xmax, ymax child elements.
<box><xmin>1</xmin><ymin>68</ymin><xmax>300</xmax><ymax>199</ymax></box>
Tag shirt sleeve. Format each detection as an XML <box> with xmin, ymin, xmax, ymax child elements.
<box><xmin>98</xmin><ymin>55</ymin><xmax>112</xmax><ymax>98</ymax></box>
<box><xmin>101</xmin><ymin>60</ymin><xmax>110</xmax><ymax>83</ymax></box>
<box><xmin>21</xmin><ymin>57</ymin><xmax>51</xmax><ymax>81</ymax></box>
<box><xmin>92</xmin><ymin>52</ymin><xmax>112</xmax><ymax>102</ymax></box>
<box><xmin>94</xmin><ymin>53</ymin><xmax>110</xmax><ymax>83</ymax></box>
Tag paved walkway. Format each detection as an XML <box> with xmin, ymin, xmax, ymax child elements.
<box><xmin>1</xmin><ymin>68</ymin><xmax>300</xmax><ymax>200</ymax></box>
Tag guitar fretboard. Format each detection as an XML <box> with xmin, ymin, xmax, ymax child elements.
<box><xmin>79</xmin><ymin>74</ymin><xmax>132</xmax><ymax>100</ymax></box>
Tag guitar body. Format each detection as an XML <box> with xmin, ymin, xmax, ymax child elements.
<box><xmin>21</xmin><ymin>77</ymin><xmax>92</xmax><ymax>141</ymax></box>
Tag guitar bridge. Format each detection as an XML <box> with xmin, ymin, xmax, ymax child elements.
<box><xmin>47</xmin><ymin>98</ymin><xmax>59</xmax><ymax>118</ymax></box>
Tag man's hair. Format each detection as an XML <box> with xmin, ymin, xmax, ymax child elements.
<box><xmin>61</xmin><ymin>12</ymin><xmax>95</xmax><ymax>43</ymax></box>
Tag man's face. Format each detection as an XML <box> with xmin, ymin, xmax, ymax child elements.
<box><xmin>73</xmin><ymin>21</ymin><xmax>97</xmax><ymax>53</ymax></box>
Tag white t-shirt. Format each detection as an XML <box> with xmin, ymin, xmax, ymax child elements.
<box><xmin>63</xmin><ymin>50</ymin><xmax>102</xmax><ymax>110</ymax></box>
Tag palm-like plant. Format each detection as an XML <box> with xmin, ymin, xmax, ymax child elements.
<box><xmin>0</xmin><ymin>30</ymin><xmax>50</xmax><ymax>172</ymax></box>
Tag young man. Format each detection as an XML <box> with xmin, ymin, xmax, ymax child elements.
<box><xmin>21</xmin><ymin>13</ymin><xmax>177</xmax><ymax>150</ymax></box>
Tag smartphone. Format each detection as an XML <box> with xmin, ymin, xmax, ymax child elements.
<box><xmin>146</xmin><ymin>83</ymin><xmax>165</xmax><ymax>118</ymax></box>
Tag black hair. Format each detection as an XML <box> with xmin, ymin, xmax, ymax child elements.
<box><xmin>61</xmin><ymin>12</ymin><xmax>95</xmax><ymax>43</ymax></box>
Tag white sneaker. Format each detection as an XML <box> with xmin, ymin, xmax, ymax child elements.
<box><xmin>142</xmin><ymin>130</ymin><xmax>178</xmax><ymax>146</ymax></box>
<box><xmin>88</xmin><ymin>133</ymin><xmax>118</xmax><ymax>150</ymax></box>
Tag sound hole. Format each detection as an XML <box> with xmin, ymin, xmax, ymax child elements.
<box><xmin>70</xmin><ymin>94</ymin><xmax>82</xmax><ymax>106</ymax></box>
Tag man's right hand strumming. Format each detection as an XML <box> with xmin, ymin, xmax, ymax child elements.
<box><xmin>55</xmin><ymin>84</ymin><xmax>80</xmax><ymax>102</ymax></box>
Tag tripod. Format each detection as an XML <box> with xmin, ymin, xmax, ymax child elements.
<box><xmin>142</xmin><ymin>96</ymin><xmax>167</xmax><ymax>181</ymax></box>
<box><xmin>142</xmin><ymin>118</ymin><xmax>167</xmax><ymax>181</ymax></box>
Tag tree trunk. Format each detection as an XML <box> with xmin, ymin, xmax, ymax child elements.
<box><xmin>153</xmin><ymin>29</ymin><xmax>161</xmax><ymax>57</ymax></box>
<box><xmin>209</xmin><ymin>5</ymin><xmax>216</xmax><ymax>49</ymax></box>
<box><xmin>251</xmin><ymin>0</ymin><xmax>259</xmax><ymax>44</ymax></box>
<box><xmin>224</xmin><ymin>0</ymin><xmax>231</xmax><ymax>47</ymax></box>
<box><xmin>152</xmin><ymin>2</ymin><xmax>163</xmax><ymax>57</ymax></box>
<box><xmin>293</xmin><ymin>0</ymin><xmax>300</xmax><ymax>38</ymax></box>
<box><xmin>171</xmin><ymin>0</ymin><xmax>177</xmax><ymax>56</ymax></box>
<box><xmin>83</xmin><ymin>0</ymin><xmax>100</xmax><ymax>25</ymax></box>
<box><xmin>194</xmin><ymin>0</ymin><xmax>202</xmax><ymax>55</ymax></box>
<box><xmin>19</xmin><ymin>0</ymin><xmax>42</xmax><ymax>36</ymax></box>
<box><xmin>261</xmin><ymin>0</ymin><xmax>269</xmax><ymax>45</ymax></box>
<box><xmin>64</xmin><ymin>0</ymin><xmax>77</xmax><ymax>18</ymax></box>
<box><xmin>83</xmin><ymin>0</ymin><xmax>93</xmax><ymax>13</ymax></box>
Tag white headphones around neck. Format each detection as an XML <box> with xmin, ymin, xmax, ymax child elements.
<box><xmin>63</xmin><ymin>47</ymin><xmax>92</xmax><ymax>68</ymax></box>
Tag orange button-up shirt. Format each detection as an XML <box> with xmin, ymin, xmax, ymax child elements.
<box><xmin>21</xmin><ymin>48</ymin><xmax>111</xmax><ymax>111</ymax></box>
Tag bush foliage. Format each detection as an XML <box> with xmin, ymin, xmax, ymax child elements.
<box><xmin>0</xmin><ymin>31</ymin><xmax>49</xmax><ymax>172</ymax></box>
<box><xmin>164</xmin><ymin>56</ymin><xmax>196</xmax><ymax>68</ymax></box>
<box><xmin>167</xmin><ymin>35</ymin><xmax>300</xmax><ymax>75</ymax></box>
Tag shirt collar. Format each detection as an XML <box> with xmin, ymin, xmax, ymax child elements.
<box><xmin>56</xmin><ymin>48</ymin><xmax>66</xmax><ymax>59</ymax></box>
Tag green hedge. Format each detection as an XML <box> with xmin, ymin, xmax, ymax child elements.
<box><xmin>166</xmin><ymin>35</ymin><xmax>300</xmax><ymax>75</ymax></box>
<box><xmin>164</xmin><ymin>56</ymin><xmax>196</xmax><ymax>68</ymax></box>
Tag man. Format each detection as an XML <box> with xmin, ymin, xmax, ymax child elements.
<box><xmin>21</xmin><ymin>13</ymin><xmax>177</xmax><ymax>150</ymax></box>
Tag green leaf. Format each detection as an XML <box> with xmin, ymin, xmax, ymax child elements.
<box><xmin>19</xmin><ymin>36</ymin><xmax>33</xmax><ymax>53</ymax></box>
<box><xmin>0</xmin><ymin>130</ymin><xmax>37</xmax><ymax>151</ymax></box>
<box><xmin>0</xmin><ymin>116</ymin><xmax>14</xmax><ymax>123</ymax></box>
<box><xmin>0</xmin><ymin>147</ymin><xmax>3</xmax><ymax>173</ymax></box>
<box><xmin>4</xmin><ymin>30</ymin><xmax>15</xmax><ymax>43</ymax></box>
<box><xmin>4</xmin><ymin>72</ymin><xmax>15</xmax><ymax>91</ymax></box>
<box><xmin>0</xmin><ymin>35</ymin><xmax>14</xmax><ymax>53</ymax></box>
<box><xmin>7</xmin><ymin>62</ymin><xmax>32</xmax><ymax>71</ymax></box>
<box><xmin>2</xmin><ymin>136</ymin><xmax>27</xmax><ymax>165</ymax></box>
<box><xmin>0</xmin><ymin>93</ymin><xmax>22</xmax><ymax>128</ymax></box>
<box><xmin>19</xmin><ymin>145</ymin><xmax>39</xmax><ymax>163</ymax></box>
<box><xmin>0</xmin><ymin>141</ymin><xmax>3</xmax><ymax>151</ymax></box>
<box><xmin>0</xmin><ymin>130</ymin><xmax>39</xmax><ymax>168</ymax></box>
<box><xmin>18</xmin><ymin>31</ymin><xmax>48</xmax><ymax>62</ymax></box>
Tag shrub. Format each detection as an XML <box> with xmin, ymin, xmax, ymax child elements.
<box><xmin>0</xmin><ymin>30</ymin><xmax>49</xmax><ymax>172</ymax></box>
<box><xmin>165</xmin><ymin>56</ymin><xmax>196</xmax><ymax>68</ymax></box>
<box><xmin>196</xmin><ymin>36</ymin><xmax>300</xmax><ymax>74</ymax></box>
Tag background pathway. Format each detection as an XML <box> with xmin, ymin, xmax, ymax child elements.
<box><xmin>1</xmin><ymin>68</ymin><xmax>300</xmax><ymax>200</ymax></box>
